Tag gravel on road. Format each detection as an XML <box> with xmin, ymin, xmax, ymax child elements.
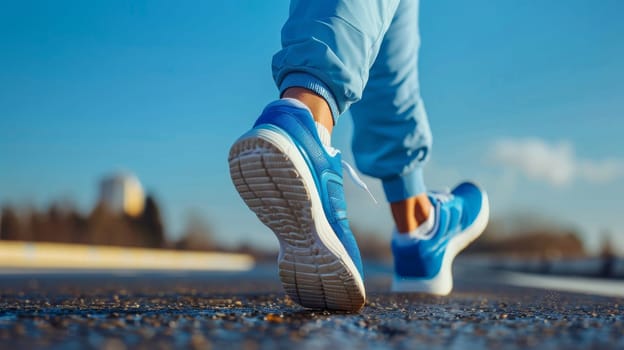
<box><xmin>0</xmin><ymin>268</ymin><xmax>622</xmax><ymax>349</ymax></box>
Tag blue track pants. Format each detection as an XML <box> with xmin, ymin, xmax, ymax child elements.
<box><xmin>272</xmin><ymin>0</ymin><xmax>431</xmax><ymax>202</ymax></box>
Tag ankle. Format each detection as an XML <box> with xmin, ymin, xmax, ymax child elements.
<box><xmin>283</xmin><ymin>87</ymin><xmax>334</xmax><ymax>133</ymax></box>
<box><xmin>391</xmin><ymin>194</ymin><xmax>432</xmax><ymax>233</ymax></box>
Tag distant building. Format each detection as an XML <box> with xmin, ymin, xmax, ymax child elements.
<box><xmin>98</xmin><ymin>173</ymin><xmax>145</xmax><ymax>217</ymax></box>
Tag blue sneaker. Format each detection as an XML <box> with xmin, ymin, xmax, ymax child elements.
<box><xmin>228</xmin><ymin>99</ymin><xmax>366</xmax><ymax>311</ymax></box>
<box><xmin>391</xmin><ymin>182</ymin><xmax>489</xmax><ymax>295</ymax></box>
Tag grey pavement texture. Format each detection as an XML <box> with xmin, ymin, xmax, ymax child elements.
<box><xmin>0</xmin><ymin>263</ymin><xmax>623</xmax><ymax>350</ymax></box>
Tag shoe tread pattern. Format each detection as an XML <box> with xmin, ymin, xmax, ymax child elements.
<box><xmin>229</xmin><ymin>136</ymin><xmax>364</xmax><ymax>311</ymax></box>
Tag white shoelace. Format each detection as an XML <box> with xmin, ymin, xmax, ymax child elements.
<box><xmin>321</xmin><ymin>138</ymin><xmax>376</xmax><ymax>204</ymax></box>
<box><xmin>341</xmin><ymin>160</ymin><xmax>378</xmax><ymax>204</ymax></box>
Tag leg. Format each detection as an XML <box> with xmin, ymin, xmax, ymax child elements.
<box><xmin>273</xmin><ymin>0</ymin><xmax>401</xmax><ymax>123</ymax></box>
<box><xmin>349</xmin><ymin>0</ymin><xmax>433</xmax><ymax>232</ymax></box>
<box><xmin>349</xmin><ymin>0</ymin><xmax>490</xmax><ymax>295</ymax></box>
<box><xmin>230</xmin><ymin>0</ymin><xmax>403</xmax><ymax>311</ymax></box>
<box><xmin>282</xmin><ymin>87</ymin><xmax>334</xmax><ymax>133</ymax></box>
<box><xmin>390</xmin><ymin>195</ymin><xmax>432</xmax><ymax>233</ymax></box>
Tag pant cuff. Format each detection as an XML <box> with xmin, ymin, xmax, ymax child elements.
<box><xmin>279</xmin><ymin>72</ymin><xmax>340</xmax><ymax>123</ymax></box>
<box><xmin>382</xmin><ymin>168</ymin><xmax>427</xmax><ymax>203</ymax></box>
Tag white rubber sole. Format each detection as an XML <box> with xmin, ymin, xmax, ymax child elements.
<box><xmin>228</xmin><ymin>127</ymin><xmax>366</xmax><ymax>311</ymax></box>
<box><xmin>391</xmin><ymin>190</ymin><xmax>490</xmax><ymax>295</ymax></box>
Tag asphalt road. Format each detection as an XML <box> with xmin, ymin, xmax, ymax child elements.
<box><xmin>1</xmin><ymin>263</ymin><xmax>623</xmax><ymax>350</ymax></box>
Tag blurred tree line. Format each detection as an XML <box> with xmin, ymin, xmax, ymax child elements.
<box><xmin>0</xmin><ymin>196</ymin><xmax>168</xmax><ymax>248</ymax></box>
<box><xmin>464</xmin><ymin>219</ymin><xmax>586</xmax><ymax>259</ymax></box>
<box><xmin>352</xmin><ymin>218</ymin><xmax>588</xmax><ymax>262</ymax></box>
<box><xmin>0</xmin><ymin>197</ymin><xmax>593</xmax><ymax>261</ymax></box>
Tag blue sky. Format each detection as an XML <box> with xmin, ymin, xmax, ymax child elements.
<box><xmin>1</xmin><ymin>1</ymin><xmax>623</xmax><ymax>253</ymax></box>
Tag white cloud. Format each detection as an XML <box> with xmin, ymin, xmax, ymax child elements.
<box><xmin>577</xmin><ymin>159</ymin><xmax>624</xmax><ymax>183</ymax></box>
<box><xmin>488</xmin><ymin>138</ymin><xmax>624</xmax><ymax>187</ymax></box>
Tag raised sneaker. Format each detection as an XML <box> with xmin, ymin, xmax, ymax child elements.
<box><xmin>228</xmin><ymin>98</ymin><xmax>366</xmax><ymax>311</ymax></box>
<box><xmin>391</xmin><ymin>182</ymin><xmax>489</xmax><ymax>295</ymax></box>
